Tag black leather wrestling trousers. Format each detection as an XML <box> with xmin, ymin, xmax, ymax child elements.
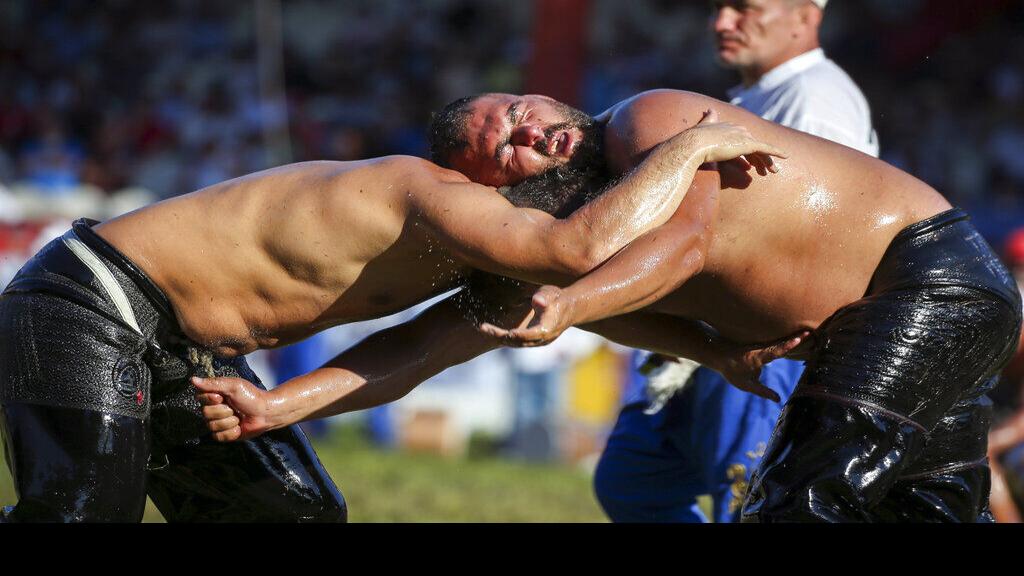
<box><xmin>742</xmin><ymin>209</ymin><xmax>1023</xmax><ymax>522</ymax></box>
<box><xmin>0</xmin><ymin>220</ymin><xmax>346</xmax><ymax>522</ymax></box>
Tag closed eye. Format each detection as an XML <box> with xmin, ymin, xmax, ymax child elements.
<box><xmin>495</xmin><ymin>102</ymin><xmax>522</xmax><ymax>165</ymax></box>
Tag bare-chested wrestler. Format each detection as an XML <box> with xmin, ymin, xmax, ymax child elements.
<box><xmin>0</xmin><ymin>111</ymin><xmax>782</xmax><ymax>522</ymax></box>
<box><xmin>197</xmin><ymin>90</ymin><xmax>1021</xmax><ymax>522</ymax></box>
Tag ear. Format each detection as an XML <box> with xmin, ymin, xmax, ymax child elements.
<box><xmin>797</xmin><ymin>2</ymin><xmax>823</xmax><ymax>30</ymax></box>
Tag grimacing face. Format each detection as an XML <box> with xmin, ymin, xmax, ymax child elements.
<box><xmin>447</xmin><ymin>93</ymin><xmax>596</xmax><ymax>188</ymax></box>
<box><xmin>712</xmin><ymin>0</ymin><xmax>806</xmax><ymax>70</ymax></box>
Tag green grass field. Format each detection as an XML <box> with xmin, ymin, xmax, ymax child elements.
<box><xmin>0</xmin><ymin>424</ymin><xmax>610</xmax><ymax>522</ymax></box>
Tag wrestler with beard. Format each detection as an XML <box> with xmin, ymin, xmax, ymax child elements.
<box><xmin>198</xmin><ymin>90</ymin><xmax>1020</xmax><ymax>522</ymax></box>
<box><xmin>0</xmin><ymin>90</ymin><xmax>782</xmax><ymax>521</ymax></box>
<box><xmin>495</xmin><ymin>108</ymin><xmax>610</xmax><ymax>218</ymax></box>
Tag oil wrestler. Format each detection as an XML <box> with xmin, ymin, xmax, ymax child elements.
<box><xmin>200</xmin><ymin>90</ymin><xmax>1021</xmax><ymax>522</ymax></box>
<box><xmin>595</xmin><ymin>0</ymin><xmax>882</xmax><ymax>523</ymax></box>
<box><xmin>0</xmin><ymin>113</ymin><xmax>781</xmax><ymax>521</ymax></box>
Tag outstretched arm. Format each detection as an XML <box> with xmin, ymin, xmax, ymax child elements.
<box><xmin>580</xmin><ymin>312</ymin><xmax>807</xmax><ymax>401</ymax></box>
<box><xmin>194</xmin><ymin>283</ymin><xmax>530</xmax><ymax>441</ymax></box>
<box><xmin>194</xmin><ymin>276</ymin><xmax>805</xmax><ymax>440</ymax></box>
<box><xmin>412</xmin><ymin>111</ymin><xmax>783</xmax><ymax>286</ymax></box>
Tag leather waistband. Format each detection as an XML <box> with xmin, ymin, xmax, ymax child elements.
<box><xmin>71</xmin><ymin>218</ymin><xmax>176</xmax><ymax>325</ymax></box>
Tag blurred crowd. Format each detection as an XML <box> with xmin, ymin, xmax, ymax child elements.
<box><xmin>2</xmin><ymin>0</ymin><xmax>1023</xmax><ymax>230</ymax></box>
<box><xmin>0</xmin><ymin>0</ymin><xmax>531</xmax><ymax>202</ymax></box>
<box><xmin>1</xmin><ymin>2</ymin><xmax>1021</xmax><ymax>231</ymax></box>
<box><xmin>0</xmin><ymin>0</ymin><xmax>1022</xmax><ymax>463</ymax></box>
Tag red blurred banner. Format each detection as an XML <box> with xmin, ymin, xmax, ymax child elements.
<box><xmin>526</xmin><ymin>0</ymin><xmax>591</xmax><ymax>107</ymax></box>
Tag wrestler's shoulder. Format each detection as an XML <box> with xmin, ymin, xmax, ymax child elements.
<box><xmin>603</xmin><ymin>90</ymin><xmax>722</xmax><ymax>169</ymax></box>
<box><xmin>612</xmin><ymin>89</ymin><xmax>722</xmax><ymax>120</ymax></box>
<box><xmin>605</xmin><ymin>89</ymin><xmax>723</xmax><ymax>141</ymax></box>
<box><xmin>355</xmin><ymin>155</ymin><xmax>470</xmax><ymax>184</ymax></box>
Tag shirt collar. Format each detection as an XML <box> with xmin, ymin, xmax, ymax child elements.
<box><xmin>728</xmin><ymin>48</ymin><xmax>827</xmax><ymax>100</ymax></box>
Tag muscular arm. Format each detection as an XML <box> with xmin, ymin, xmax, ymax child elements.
<box><xmin>262</xmin><ymin>297</ymin><xmax>502</xmax><ymax>429</ymax></box>
<box><xmin>410</xmin><ymin>115</ymin><xmax>781</xmax><ymax>287</ymax></box>
<box><xmin>196</xmin><ymin>290</ymin><xmax>793</xmax><ymax>437</ymax></box>
<box><xmin>195</xmin><ymin>259</ymin><xmax>801</xmax><ymax>438</ymax></box>
<box><xmin>579</xmin><ymin>308</ymin><xmax>803</xmax><ymax>402</ymax></box>
<box><xmin>581</xmin><ymin>312</ymin><xmax>721</xmax><ymax>366</ymax></box>
<box><xmin>194</xmin><ymin>281</ymin><xmax>530</xmax><ymax>438</ymax></box>
<box><xmin>480</xmin><ymin>168</ymin><xmax>719</xmax><ymax>344</ymax></box>
<box><xmin>558</xmin><ymin>168</ymin><xmax>718</xmax><ymax>325</ymax></box>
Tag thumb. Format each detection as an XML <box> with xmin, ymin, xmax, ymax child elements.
<box><xmin>191</xmin><ymin>376</ymin><xmax>234</xmax><ymax>396</ymax></box>
<box><xmin>533</xmin><ymin>286</ymin><xmax>559</xmax><ymax>309</ymax></box>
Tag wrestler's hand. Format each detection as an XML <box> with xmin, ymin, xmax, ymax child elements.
<box><xmin>709</xmin><ymin>331</ymin><xmax>810</xmax><ymax>402</ymax></box>
<box><xmin>687</xmin><ymin>109</ymin><xmax>786</xmax><ymax>176</ymax></box>
<box><xmin>192</xmin><ymin>376</ymin><xmax>272</xmax><ymax>442</ymax></box>
<box><xmin>478</xmin><ymin>285</ymin><xmax>572</xmax><ymax>347</ymax></box>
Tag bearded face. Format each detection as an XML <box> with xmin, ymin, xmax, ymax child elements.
<box><xmin>499</xmin><ymin>115</ymin><xmax>609</xmax><ymax>218</ymax></box>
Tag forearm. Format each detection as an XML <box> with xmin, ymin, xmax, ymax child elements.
<box><xmin>550</xmin><ymin>130</ymin><xmax>708</xmax><ymax>268</ymax></box>
<box><xmin>577</xmin><ymin>309</ymin><xmax>805</xmax><ymax>404</ymax></box>
<box><xmin>261</xmin><ymin>300</ymin><xmax>502</xmax><ymax>429</ymax></box>
<box><xmin>582</xmin><ymin>312</ymin><xmax>723</xmax><ymax>366</ymax></box>
<box><xmin>553</xmin><ymin>169</ymin><xmax>716</xmax><ymax>325</ymax></box>
<box><xmin>566</xmin><ymin>227</ymin><xmax>705</xmax><ymax>326</ymax></box>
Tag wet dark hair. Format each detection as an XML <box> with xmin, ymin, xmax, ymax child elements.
<box><xmin>428</xmin><ymin>95</ymin><xmax>477</xmax><ymax>168</ymax></box>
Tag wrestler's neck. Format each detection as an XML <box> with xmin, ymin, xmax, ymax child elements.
<box><xmin>738</xmin><ymin>40</ymin><xmax>820</xmax><ymax>88</ymax></box>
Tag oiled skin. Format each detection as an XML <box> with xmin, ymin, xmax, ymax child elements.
<box><xmin>97</xmin><ymin>159</ymin><xmax>468</xmax><ymax>356</ymax></box>
<box><xmin>596</xmin><ymin>90</ymin><xmax>951</xmax><ymax>343</ymax></box>
<box><xmin>96</xmin><ymin>118</ymin><xmax>731</xmax><ymax>359</ymax></box>
<box><xmin>185</xmin><ymin>90</ymin><xmax>958</xmax><ymax>436</ymax></box>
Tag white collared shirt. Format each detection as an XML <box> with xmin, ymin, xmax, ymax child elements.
<box><xmin>728</xmin><ymin>48</ymin><xmax>879</xmax><ymax>157</ymax></box>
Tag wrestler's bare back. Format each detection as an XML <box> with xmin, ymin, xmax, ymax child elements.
<box><xmin>96</xmin><ymin>159</ymin><xmax>472</xmax><ymax>356</ymax></box>
<box><xmin>604</xmin><ymin>90</ymin><xmax>952</xmax><ymax>342</ymax></box>
<box><xmin>93</xmin><ymin>113</ymin><xmax>753</xmax><ymax>358</ymax></box>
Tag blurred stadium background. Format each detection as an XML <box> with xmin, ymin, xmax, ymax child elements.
<box><xmin>0</xmin><ymin>0</ymin><xmax>1022</xmax><ymax>521</ymax></box>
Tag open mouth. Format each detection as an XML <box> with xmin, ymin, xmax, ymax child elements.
<box><xmin>546</xmin><ymin>131</ymin><xmax>577</xmax><ymax>157</ymax></box>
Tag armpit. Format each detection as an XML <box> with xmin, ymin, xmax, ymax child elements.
<box><xmin>453</xmin><ymin>271</ymin><xmax>535</xmax><ymax>326</ymax></box>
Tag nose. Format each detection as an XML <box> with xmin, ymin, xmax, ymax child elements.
<box><xmin>713</xmin><ymin>6</ymin><xmax>739</xmax><ymax>34</ymax></box>
<box><xmin>510</xmin><ymin>124</ymin><xmax>545</xmax><ymax>148</ymax></box>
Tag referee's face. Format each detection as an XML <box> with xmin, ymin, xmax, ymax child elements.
<box><xmin>712</xmin><ymin>0</ymin><xmax>803</xmax><ymax>70</ymax></box>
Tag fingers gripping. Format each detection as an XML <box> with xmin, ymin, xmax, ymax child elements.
<box><xmin>203</xmin><ymin>404</ymin><xmax>234</xmax><ymax>420</ymax></box>
<box><xmin>196</xmin><ymin>392</ymin><xmax>224</xmax><ymax>406</ymax></box>
<box><xmin>191</xmin><ymin>376</ymin><xmax>234</xmax><ymax>395</ymax></box>
<box><xmin>478</xmin><ymin>286</ymin><xmax>566</xmax><ymax>347</ymax></box>
<box><xmin>208</xmin><ymin>416</ymin><xmax>240</xmax><ymax>433</ymax></box>
<box><xmin>192</xmin><ymin>376</ymin><xmax>249</xmax><ymax>441</ymax></box>
<box><xmin>213</xmin><ymin>428</ymin><xmax>242</xmax><ymax>443</ymax></box>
